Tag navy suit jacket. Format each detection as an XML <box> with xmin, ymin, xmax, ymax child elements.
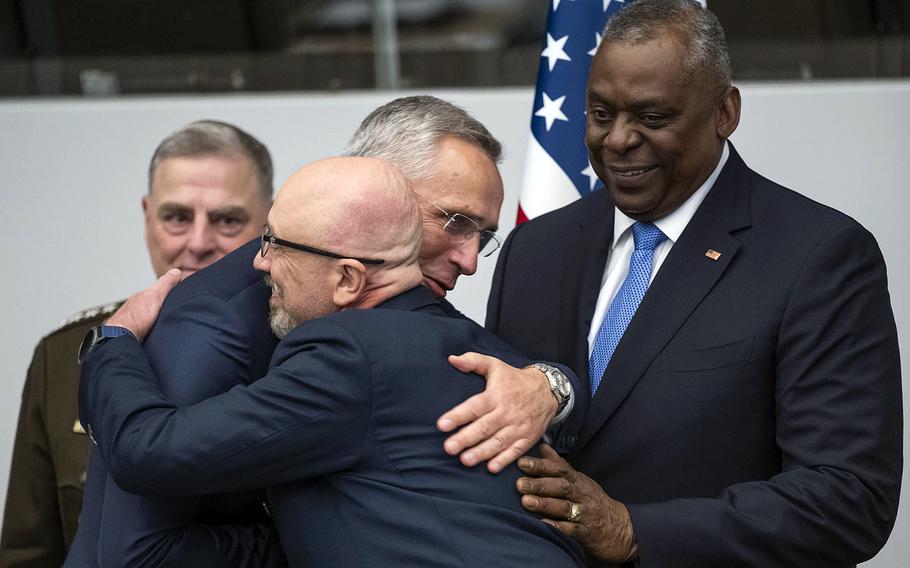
<box><xmin>66</xmin><ymin>240</ymin><xmax>286</xmax><ymax>567</ymax></box>
<box><xmin>79</xmin><ymin>285</ymin><xmax>584</xmax><ymax>567</ymax></box>
<box><xmin>486</xmin><ymin>145</ymin><xmax>902</xmax><ymax>567</ymax></box>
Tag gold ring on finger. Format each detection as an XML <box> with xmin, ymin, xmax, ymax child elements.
<box><xmin>568</xmin><ymin>501</ymin><xmax>582</xmax><ymax>523</ymax></box>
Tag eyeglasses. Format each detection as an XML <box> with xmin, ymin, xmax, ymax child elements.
<box><xmin>260</xmin><ymin>225</ymin><xmax>385</xmax><ymax>265</ymax></box>
<box><xmin>414</xmin><ymin>193</ymin><xmax>501</xmax><ymax>257</ymax></box>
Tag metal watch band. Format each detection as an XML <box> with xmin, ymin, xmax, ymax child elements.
<box><xmin>531</xmin><ymin>362</ymin><xmax>571</xmax><ymax>416</ymax></box>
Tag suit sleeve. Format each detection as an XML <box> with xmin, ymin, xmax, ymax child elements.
<box><xmin>0</xmin><ymin>341</ymin><xmax>68</xmax><ymax>568</ymax></box>
<box><xmin>80</xmin><ymin>317</ymin><xmax>371</xmax><ymax>498</ymax></box>
<box><xmin>628</xmin><ymin>223</ymin><xmax>903</xmax><ymax>567</ymax></box>
<box><xmin>485</xmin><ymin>220</ymin><xmax>523</xmax><ymax>335</ymax></box>
<box><xmin>96</xmin><ymin>293</ymin><xmax>286</xmax><ymax>568</ymax></box>
<box><xmin>486</xmin><ymin>223</ymin><xmax>588</xmax><ymax>449</ymax></box>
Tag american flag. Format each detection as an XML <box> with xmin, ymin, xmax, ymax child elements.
<box><xmin>517</xmin><ymin>0</ymin><xmax>706</xmax><ymax>223</ymax></box>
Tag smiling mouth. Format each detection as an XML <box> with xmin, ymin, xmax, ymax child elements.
<box><xmin>610</xmin><ymin>165</ymin><xmax>658</xmax><ymax>178</ymax></box>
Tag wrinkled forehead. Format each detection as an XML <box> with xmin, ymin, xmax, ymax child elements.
<box><xmin>149</xmin><ymin>154</ymin><xmax>263</xmax><ymax>205</ymax></box>
<box><xmin>589</xmin><ymin>37</ymin><xmax>705</xmax><ymax>104</ymax></box>
<box><xmin>415</xmin><ymin>142</ymin><xmax>503</xmax><ymax>229</ymax></box>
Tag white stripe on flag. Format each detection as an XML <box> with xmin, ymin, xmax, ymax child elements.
<box><xmin>520</xmin><ymin>136</ymin><xmax>581</xmax><ymax>220</ymax></box>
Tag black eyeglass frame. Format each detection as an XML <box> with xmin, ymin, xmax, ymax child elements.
<box><xmin>414</xmin><ymin>193</ymin><xmax>502</xmax><ymax>258</ymax></box>
<box><xmin>260</xmin><ymin>226</ymin><xmax>385</xmax><ymax>265</ymax></box>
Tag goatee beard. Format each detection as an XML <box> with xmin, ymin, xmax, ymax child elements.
<box><xmin>269</xmin><ymin>306</ymin><xmax>296</xmax><ymax>338</ymax></box>
<box><xmin>264</xmin><ymin>276</ymin><xmax>296</xmax><ymax>337</ymax></box>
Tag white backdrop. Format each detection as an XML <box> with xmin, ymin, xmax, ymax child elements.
<box><xmin>0</xmin><ymin>82</ymin><xmax>907</xmax><ymax>565</ymax></box>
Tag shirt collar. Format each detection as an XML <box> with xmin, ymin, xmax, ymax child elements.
<box><xmin>612</xmin><ymin>141</ymin><xmax>730</xmax><ymax>248</ymax></box>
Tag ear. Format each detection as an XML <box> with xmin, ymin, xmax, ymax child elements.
<box><xmin>331</xmin><ymin>259</ymin><xmax>367</xmax><ymax>309</ymax></box>
<box><xmin>141</xmin><ymin>194</ymin><xmax>151</xmax><ymax>221</ymax></box>
<box><xmin>716</xmin><ymin>86</ymin><xmax>741</xmax><ymax>139</ymax></box>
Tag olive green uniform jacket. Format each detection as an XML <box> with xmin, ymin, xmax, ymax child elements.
<box><xmin>0</xmin><ymin>302</ymin><xmax>121</xmax><ymax>567</ymax></box>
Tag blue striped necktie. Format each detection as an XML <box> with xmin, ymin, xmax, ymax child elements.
<box><xmin>588</xmin><ymin>222</ymin><xmax>667</xmax><ymax>395</ymax></box>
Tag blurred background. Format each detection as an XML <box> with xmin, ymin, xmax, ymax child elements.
<box><xmin>0</xmin><ymin>2</ymin><xmax>908</xmax><ymax>566</ymax></box>
<box><xmin>1</xmin><ymin>0</ymin><xmax>909</xmax><ymax>96</ymax></box>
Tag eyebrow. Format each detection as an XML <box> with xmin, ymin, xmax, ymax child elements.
<box><xmin>629</xmin><ymin>100</ymin><xmax>669</xmax><ymax>111</ymax></box>
<box><xmin>156</xmin><ymin>203</ymin><xmax>193</xmax><ymax>217</ymax></box>
<box><xmin>208</xmin><ymin>206</ymin><xmax>251</xmax><ymax>221</ymax></box>
<box><xmin>448</xmin><ymin>206</ymin><xmax>498</xmax><ymax>233</ymax></box>
<box><xmin>156</xmin><ymin>203</ymin><xmax>251</xmax><ymax>219</ymax></box>
<box><xmin>586</xmin><ymin>92</ymin><xmax>613</xmax><ymax>106</ymax></box>
<box><xmin>587</xmin><ymin>93</ymin><xmax>674</xmax><ymax>113</ymax></box>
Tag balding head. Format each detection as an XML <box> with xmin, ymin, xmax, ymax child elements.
<box><xmin>272</xmin><ymin>157</ymin><xmax>421</xmax><ymax>269</ymax></box>
<box><xmin>255</xmin><ymin>157</ymin><xmax>424</xmax><ymax>336</ymax></box>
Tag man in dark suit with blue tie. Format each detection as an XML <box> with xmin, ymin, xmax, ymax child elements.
<box><xmin>488</xmin><ymin>1</ymin><xmax>902</xmax><ymax>566</ymax></box>
<box><xmin>77</xmin><ymin>156</ymin><xmax>584</xmax><ymax>567</ymax></box>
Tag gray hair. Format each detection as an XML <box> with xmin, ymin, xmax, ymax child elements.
<box><xmin>603</xmin><ymin>0</ymin><xmax>731</xmax><ymax>95</ymax></box>
<box><xmin>343</xmin><ymin>95</ymin><xmax>502</xmax><ymax>181</ymax></box>
<box><xmin>148</xmin><ymin>119</ymin><xmax>274</xmax><ymax>200</ymax></box>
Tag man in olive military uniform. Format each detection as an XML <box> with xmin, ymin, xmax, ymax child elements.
<box><xmin>1</xmin><ymin>303</ymin><xmax>121</xmax><ymax>564</ymax></box>
<box><xmin>0</xmin><ymin>120</ymin><xmax>274</xmax><ymax>567</ymax></box>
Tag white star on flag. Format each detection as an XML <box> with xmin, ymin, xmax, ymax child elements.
<box><xmin>541</xmin><ymin>33</ymin><xmax>572</xmax><ymax>71</ymax></box>
<box><xmin>552</xmin><ymin>0</ymin><xmax>561</xmax><ymax>10</ymax></box>
<box><xmin>581</xmin><ymin>162</ymin><xmax>600</xmax><ymax>191</ymax></box>
<box><xmin>534</xmin><ymin>93</ymin><xmax>569</xmax><ymax>132</ymax></box>
<box><xmin>603</xmin><ymin>0</ymin><xmax>624</xmax><ymax>12</ymax></box>
<box><xmin>587</xmin><ymin>32</ymin><xmax>603</xmax><ymax>56</ymax></box>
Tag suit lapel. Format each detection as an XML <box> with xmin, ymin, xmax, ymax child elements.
<box><xmin>557</xmin><ymin>191</ymin><xmax>615</xmax><ymax>398</ymax></box>
<box><xmin>574</xmin><ymin>146</ymin><xmax>753</xmax><ymax>451</ymax></box>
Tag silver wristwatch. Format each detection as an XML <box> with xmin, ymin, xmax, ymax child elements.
<box><xmin>531</xmin><ymin>363</ymin><xmax>572</xmax><ymax>418</ymax></box>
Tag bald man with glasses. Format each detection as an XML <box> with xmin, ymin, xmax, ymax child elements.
<box><xmin>76</xmin><ymin>156</ymin><xmax>583</xmax><ymax>567</ymax></box>
<box><xmin>66</xmin><ymin>96</ymin><xmax>576</xmax><ymax>566</ymax></box>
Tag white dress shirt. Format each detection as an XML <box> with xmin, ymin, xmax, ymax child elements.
<box><xmin>587</xmin><ymin>142</ymin><xmax>730</xmax><ymax>356</ymax></box>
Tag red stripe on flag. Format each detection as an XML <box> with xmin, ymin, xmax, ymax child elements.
<box><xmin>516</xmin><ymin>205</ymin><xmax>529</xmax><ymax>225</ymax></box>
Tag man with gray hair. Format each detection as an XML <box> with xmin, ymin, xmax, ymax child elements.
<box><xmin>490</xmin><ymin>1</ymin><xmax>902</xmax><ymax>566</ymax></box>
<box><xmin>63</xmin><ymin>97</ymin><xmax>573</xmax><ymax>565</ymax></box>
<box><xmin>346</xmin><ymin>95</ymin><xmax>574</xmax><ymax>474</ymax></box>
<box><xmin>143</xmin><ymin>120</ymin><xmax>274</xmax><ymax>278</ymax></box>
<box><xmin>345</xmin><ymin>95</ymin><xmax>504</xmax><ymax>303</ymax></box>
<box><xmin>76</xmin><ymin>156</ymin><xmax>584</xmax><ymax>567</ymax></box>
<box><xmin>1</xmin><ymin>120</ymin><xmax>275</xmax><ymax>567</ymax></box>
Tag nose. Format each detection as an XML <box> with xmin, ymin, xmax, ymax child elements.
<box><xmin>450</xmin><ymin>237</ymin><xmax>480</xmax><ymax>277</ymax></box>
<box><xmin>603</xmin><ymin>116</ymin><xmax>641</xmax><ymax>155</ymax></box>
<box><xmin>186</xmin><ymin>222</ymin><xmax>218</xmax><ymax>259</ymax></box>
<box><xmin>253</xmin><ymin>249</ymin><xmax>270</xmax><ymax>273</ymax></box>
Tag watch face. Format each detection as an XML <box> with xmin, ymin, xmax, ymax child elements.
<box><xmin>536</xmin><ymin>364</ymin><xmax>570</xmax><ymax>402</ymax></box>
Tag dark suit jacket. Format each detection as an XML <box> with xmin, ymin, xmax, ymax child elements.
<box><xmin>486</xmin><ymin>145</ymin><xmax>902</xmax><ymax>567</ymax></box>
<box><xmin>66</xmin><ymin>240</ymin><xmax>285</xmax><ymax>567</ymax></box>
<box><xmin>79</xmin><ymin>285</ymin><xmax>584</xmax><ymax>567</ymax></box>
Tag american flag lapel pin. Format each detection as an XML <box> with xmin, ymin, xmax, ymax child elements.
<box><xmin>705</xmin><ymin>249</ymin><xmax>722</xmax><ymax>261</ymax></box>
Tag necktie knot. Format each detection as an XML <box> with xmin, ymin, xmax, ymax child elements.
<box><xmin>632</xmin><ymin>222</ymin><xmax>667</xmax><ymax>252</ymax></box>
